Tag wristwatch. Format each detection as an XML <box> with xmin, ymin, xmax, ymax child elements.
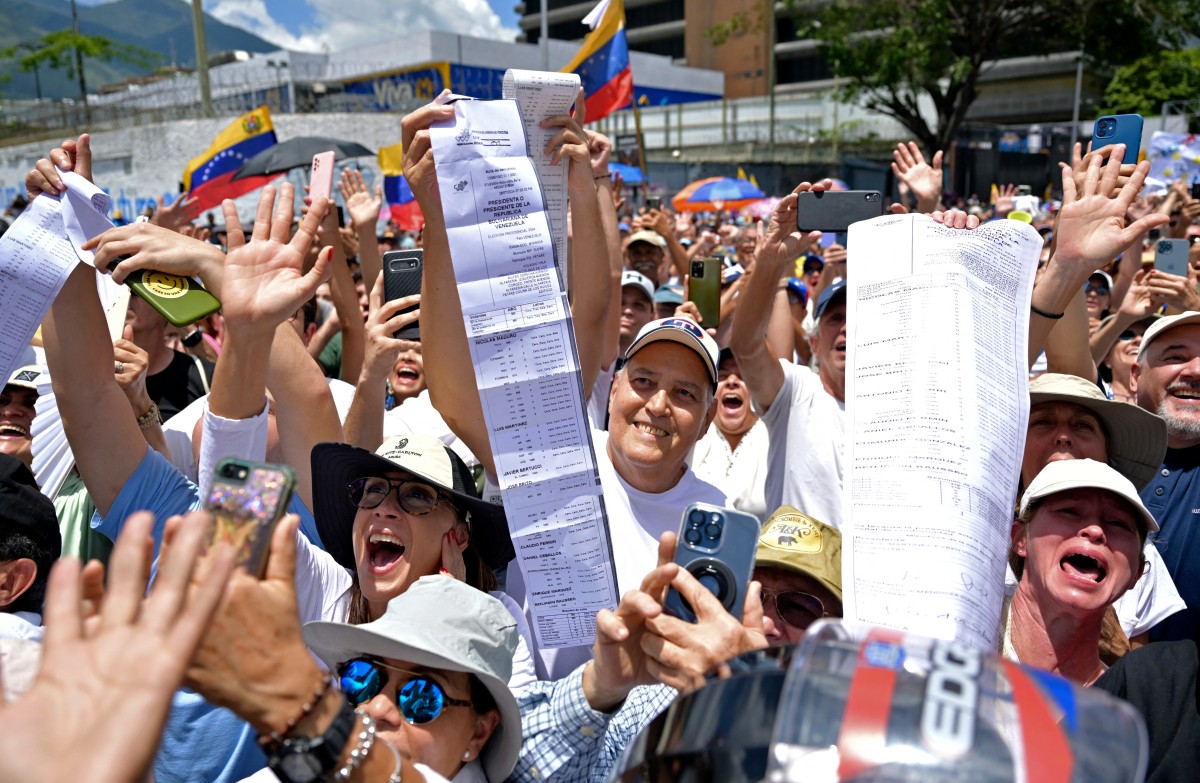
<box><xmin>265</xmin><ymin>695</ymin><xmax>356</xmax><ymax>783</ymax></box>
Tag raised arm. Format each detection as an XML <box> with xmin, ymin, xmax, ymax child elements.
<box><xmin>402</xmin><ymin>99</ymin><xmax>497</xmax><ymax>475</ymax></box>
<box><xmin>338</xmin><ymin>167</ymin><xmax>384</xmax><ymax>298</ymax></box>
<box><xmin>730</xmin><ymin>182</ymin><xmax>823</xmax><ymax>411</ymax></box>
<box><xmin>589</xmin><ymin>134</ymin><xmax>625</xmax><ymax>372</ymax></box>
<box><xmin>1031</xmin><ymin>147</ymin><xmax>1167</xmax><ymax>365</ymax></box>
<box><xmin>549</xmin><ymin>93</ymin><xmax>612</xmax><ymax>394</ymax></box>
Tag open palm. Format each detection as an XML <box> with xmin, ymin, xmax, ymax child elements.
<box><xmin>220</xmin><ymin>184</ymin><xmax>332</xmax><ymax>330</ymax></box>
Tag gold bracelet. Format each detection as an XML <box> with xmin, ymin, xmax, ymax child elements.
<box><xmin>135</xmin><ymin>400</ymin><xmax>162</xmax><ymax>429</ymax></box>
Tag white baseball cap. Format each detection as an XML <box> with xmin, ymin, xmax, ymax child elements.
<box><xmin>1020</xmin><ymin>459</ymin><xmax>1158</xmax><ymax>533</ymax></box>
<box><xmin>1137</xmin><ymin>311</ymin><xmax>1200</xmax><ymax>362</ymax></box>
<box><xmin>624</xmin><ymin>317</ymin><xmax>719</xmax><ymax>386</ymax></box>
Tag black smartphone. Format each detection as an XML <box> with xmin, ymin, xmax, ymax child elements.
<box><xmin>1191</xmin><ymin>182</ymin><xmax>1200</xmax><ymax>201</ymax></box>
<box><xmin>336</xmin><ymin>205</ymin><xmax>346</xmax><ymax>228</ymax></box>
<box><xmin>664</xmin><ymin>503</ymin><xmax>759</xmax><ymax>622</ymax></box>
<box><xmin>383</xmin><ymin>249</ymin><xmax>423</xmax><ymax>340</ymax></box>
<box><xmin>688</xmin><ymin>258</ymin><xmax>720</xmax><ymax>329</ymax></box>
<box><xmin>646</xmin><ymin>196</ymin><xmax>662</xmax><ymax>211</ymax></box>
<box><xmin>205</xmin><ymin>458</ymin><xmax>296</xmax><ymax>576</ymax></box>
<box><xmin>796</xmin><ymin>190</ymin><xmax>884</xmax><ymax>232</ymax></box>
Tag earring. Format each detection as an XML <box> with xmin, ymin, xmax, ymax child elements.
<box><xmin>463</xmin><ymin>751</ymin><xmax>472</xmax><ymax>761</ymax></box>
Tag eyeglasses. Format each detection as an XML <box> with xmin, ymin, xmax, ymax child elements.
<box><xmin>1118</xmin><ymin>329</ymin><xmax>1142</xmax><ymax>342</ymax></box>
<box><xmin>760</xmin><ymin>589</ymin><xmax>829</xmax><ymax>630</ymax></box>
<box><xmin>337</xmin><ymin>658</ymin><xmax>472</xmax><ymax>723</ymax></box>
<box><xmin>348</xmin><ymin>477</ymin><xmax>455</xmax><ymax>515</ymax></box>
<box><xmin>1085</xmin><ymin>283</ymin><xmax>1110</xmax><ymax>296</ymax></box>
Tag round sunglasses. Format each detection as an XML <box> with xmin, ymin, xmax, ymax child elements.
<box><xmin>760</xmin><ymin>588</ymin><xmax>830</xmax><ymax>630</ymax></box>
<box><xmin>347</xmin><ymin>477</ymin><xmax>456</xmax><ymax>515</ymax></box>
<box><xmin>337</xmin><ymin>658</ymin><xmax>472</xmax><ymax>724</ymax></box>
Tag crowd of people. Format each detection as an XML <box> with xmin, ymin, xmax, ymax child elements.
<box><xmin>0</xmin><ymin>89</ymin><xmax>1198</xmax><ymax>782</ymax></box>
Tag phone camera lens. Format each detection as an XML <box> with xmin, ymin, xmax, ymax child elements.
<box><xmin>689</xmin><ymin>509</ymin><xmax>707</xmax><ymax>526</ymax></box>
<box><xmin>237</xmin><ymin>468</ymin><xmax>248</xmax><ymax>480</ymax></box>
<box><xmin>1159</xmin><ymin>240</ymin><xmax>1170</xmax><ymax>254</ymax></box>
<box><xmin>705</xmin><ymin>522</ymin><xmax>722</xmax><ymax>539</ymax></box>
<box><xmin>685</xmin><ymin>528</ymin><xmax>702</xmax><ymax>545</ymax></box>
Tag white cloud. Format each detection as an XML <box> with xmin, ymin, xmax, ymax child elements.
<box><xmin>206</xmin><ymin>0</ymin><xmax>520</xmax><ymax>54</ymax></box>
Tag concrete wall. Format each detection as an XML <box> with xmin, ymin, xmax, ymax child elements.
<box><xmin>0</xmin><ymin>113</ymin><xmax>407</xmax><ymax>224</ymax></box>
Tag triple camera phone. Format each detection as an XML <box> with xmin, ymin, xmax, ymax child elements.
<box><xmin>664</xmin><ymin>502</ymin><xmax>759</xmax><ymax>623</ymax></box>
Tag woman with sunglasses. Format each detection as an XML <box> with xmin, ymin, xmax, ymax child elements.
<box><xmin>188</xmin><ymin>514</ymin><xmax>521</xmax><ymax>783</ymax></box>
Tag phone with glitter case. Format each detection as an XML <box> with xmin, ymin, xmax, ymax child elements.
<box><xmin>205</xmin><ymin>459</ymin><xmax>296</xmax><ymax>576</ymax></box>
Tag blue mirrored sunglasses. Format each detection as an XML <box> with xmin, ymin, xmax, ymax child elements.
<box><xmin>337</xmin><ymin>658</ymin><xmax>472</xmax><ymax>724</ymax></box>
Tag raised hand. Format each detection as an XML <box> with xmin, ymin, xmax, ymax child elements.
<box><xmin>361</xmin><ymin>271</ymin><xmax>419</xmax><ymax>380</ymax></box>
<box><xmin>338</xmin><ymin>167</ymin><xmax>383</xmax><ymax>231</ymax></box>
<box><xmin>401</xmin><ymin>94</ymin><xmax>457</xmax><ymax>210</ymax></box>
<box><xmin>1054</xmin><ymin>146</ymin><xmax>1169</xmax><ymax>271</ymax></box>
<box><xmin>1119</xmin><ymin>268</ymin><xmax>1157</xmax><ymax>318</ymax></box>
<box><xmin>0</xmin><ymin>511</ymin><xmax>235</xmax><ymax>783</ymax></box>
<box><xmin>757</xmin><ymin>180</ymin><xmax>828</xmax><ymax>270</ymax></box>
<box><xmin>994</xmin><ymin>183</ymin><xmax>1018</xmax><ymax>217</ymax></box>
<box><xmin>541</xmin><ymin>88</ymin><xmax>591</xmax><ymax>175</ymax></box>
<box><xmin>85</xmin><ymin>220</ymin><xmax>226</xmax><ymax>291</ymax></box>
<box><xmin>25</xmin><ymin>133</ymin><xmax>94</xmax><ymax>196</ymax></box>
<box><xmin>891</xmin><ymin>141</ymin><xmax>943</xmax><ymax>211</ymax></box>
<box><xmin>152</xmin><ymin>193</ymin><xmax>202</xmax><ymax>232</ymax></box>
<box><xmin>218</xmin><ymin>183</ymin><xmax>332</xmax><ymax>333</ymax></box>
<box><xmin>930</xmin><ymin>209</ymin><xmax>980</xmax><ymax>230</ymax></box>
<box><xmin>583</xmin><ymin>123</ymin><xmax>613</xmax><ymax>178</ymax></box>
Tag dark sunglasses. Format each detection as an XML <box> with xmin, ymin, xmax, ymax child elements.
<box><xmin>347</xmin><ymin>477</ymin><xmax>455</xmax><ymax>515</ymax></box>
<box><xmin>337</xmin><ymin>658</ymin><xmax>472</xmax><ymax>723</ymax></box>
<box><xmin>1085</xmin><ymin>283</ymin><xmax>1110</xmax><ymax>296</ymax></box>
<box><xmin>803</xmin><ymin>265</ymin><xmax>823</xmax><ymax>274</ymax></box>
<box><xmin>1117</xmin><ymin>329</ymin><xmax>1142</xmax><ymax>342</ymax></box>
<box><xmin>761</xmin><ymin>589</ymin><xmax>829</xmax><ymax>630</ymax></box>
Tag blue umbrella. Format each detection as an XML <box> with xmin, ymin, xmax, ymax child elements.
<box><xmin>611</xmin><ymin>162</ymin><xmax>644</xmax><ymax>184</ymax></box>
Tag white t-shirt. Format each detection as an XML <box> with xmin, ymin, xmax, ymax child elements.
<box><xmin>162</xmin><ymin>379</ymin><xmax>358</xmax><ymax>482</ymax></box>
<box><xmin>692</xmin><ymin>420</ymin><xmax>770</xmax><ymax>523</ymax></box>
<box><xmin>504</xmin><ymin>429</ymin><xmax>728</xmax><ymax>679</ymax></box>
<box><xmin>755</xmin><ymin>360</ymin><xmax>845</xmax><ymax>530</ymax></box>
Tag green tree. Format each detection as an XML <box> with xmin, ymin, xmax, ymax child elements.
<box><xmin>1102</xmin><ymin>49</ymin><xmax>1200</xmax><ymax>115</ymax></box>
<box><xmin>727</xmin><ymin>0</ymin><xmax>1200</xmax><ymax>154</ymax></box>
<box><xmin>1</xmin><ymin>30</ymin><xmax>158</xmax><ymax>100</ymax></box>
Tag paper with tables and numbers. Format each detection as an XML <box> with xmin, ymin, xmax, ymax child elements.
<box><xmin>430</xmin><ymin>97</ymin><xmax>615</xmax><ymax>649</ymax></box>
<box><xmin>502</xmin><ymin>69</ymin><xmax>581</xmax><ymax>288</ymax></box>
<box><xmin>842</xmin><ymin>213</ymin><xmax>1041</xmax><ymax>651</ymax></box>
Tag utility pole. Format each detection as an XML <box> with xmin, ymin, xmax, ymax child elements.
<box><xmin>191</xmin><ymin>0</ymin><xmax>213</xmax><ymax>116</ymax></box>
<box><xmin>69</xmin><ymin>0</ymin><xmax>90</xmax><ymax>125</ymax></box>
<box><xmin>540</xmin><ymin>0</ymin><xmax>550</xmax><ymax>70</ymax></box>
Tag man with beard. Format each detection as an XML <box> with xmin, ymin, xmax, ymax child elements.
<box><xmin>1132</xmin><ymin>312</ymin><xmax>1200</xmax><ymax>641</ymax></box>
<box><xmin>692</xmin><ymin>349</ymin><xmax>769</xmax><ymax>520</ymax></box>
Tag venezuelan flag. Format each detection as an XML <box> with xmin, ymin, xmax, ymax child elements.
<box><xmin>562</xmin><ymin>0</ymin><xmax>632</xmax><ymax>123</ymax></box>
<box><xmin>379</xmin><ymin>143</ymin><xmax>423</xmax><ymax>232</ymax></box>
<box><xmin>182</xmin><ymin>106</ymin><xmax>281</xmax><ymax>211</ymax></box>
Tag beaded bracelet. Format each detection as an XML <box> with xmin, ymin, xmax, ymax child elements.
<box><xmin>331</xmin><ymin>710</ymin><xmax>376</xmax><ymax>782</ymax></box>
<box><xmin>258</xmin><ymin>675</ymin><xmax>334</xmax><ymax>748</ymax></box>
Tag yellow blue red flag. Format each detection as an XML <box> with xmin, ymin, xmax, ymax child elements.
<box><xmin>379</xmin><ymin>143</ymin><xmax>423</xmax><ymax>232</ymax></box>
<box><xmin>561</xmin><ymin>0</ymin><xmax>632</xmax><ymax>122</ymax></box>
<box><xmin>182</xmin><ymin>106</ymin><xmax>280</xmax><ymax>210</ymax></box>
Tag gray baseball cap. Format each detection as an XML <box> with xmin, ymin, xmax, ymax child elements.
<box><xmin>303</xmin><ymin>576</ymin><xmax>521</xmax><ymax>782</ymax></box>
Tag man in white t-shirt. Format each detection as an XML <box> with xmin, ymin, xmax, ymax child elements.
<box><xmin>732</xmin><ymin>253</ymin><xmax>847</xmax><ymax>530</ymax></box>
<box><xmin>507</xmin><ymin>317</ymin><xmax>728</xmax><ymax>677</ymax></box>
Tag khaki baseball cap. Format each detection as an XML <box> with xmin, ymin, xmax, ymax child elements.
<box><xmin>755</xmin><ymin>507</ymin><xmax>841</xmax><ymax>601</ymax></box>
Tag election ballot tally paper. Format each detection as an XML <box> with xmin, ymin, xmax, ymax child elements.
<box><xmin>842</xmin><ymin>214</ymin><xmax>1041</xmax><ymax>651</ymax></box>
<box><xmin>430</xmin><ymin>98</ymin><xmax>616</xmax><ymax>649</ymax></box>
<box><xmin>502</xmin><ymin>69</ymin><xmax>580</xmax><ymax>287</ymax></box>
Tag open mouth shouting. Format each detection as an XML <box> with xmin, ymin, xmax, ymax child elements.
<box><xmin>366</xmin><ymin>530</ymin><xmax>407</xmax><ymax>575</ymax></box>
<box><xmin>1059</xmin><ymin>550</ymin><xmax>1108</xmax><ymax>586</ymax></box>
<box><xmin>393</xmin><ymin>365</ymin><xmax>422</xmax><ymax>387</ymax></box>
<box><xmin>720</xmin><ymin>392</ymin><xmax>744</xmax><ymax>415</ymax></box>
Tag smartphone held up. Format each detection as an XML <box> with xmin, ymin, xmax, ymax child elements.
<box><xmin>664</xmin><ymin>503</ymin><xmax>759</xmax><ymax>623</ymax></box>
<box><xmin>204</xmin><ymin>458</ymin><xmax>296</xmax><ymax>576</ymax></box>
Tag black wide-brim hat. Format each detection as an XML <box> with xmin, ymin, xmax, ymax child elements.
<box><xmin>311</xmin><ymin>434</ymin><xmax>513</xmax><ymax>572</ymax></box>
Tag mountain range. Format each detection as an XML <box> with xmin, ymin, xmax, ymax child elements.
<box><xmin>0</xmin><ymin>0</ymin><xmax>277</xmax><ymax>101</ymax></box>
